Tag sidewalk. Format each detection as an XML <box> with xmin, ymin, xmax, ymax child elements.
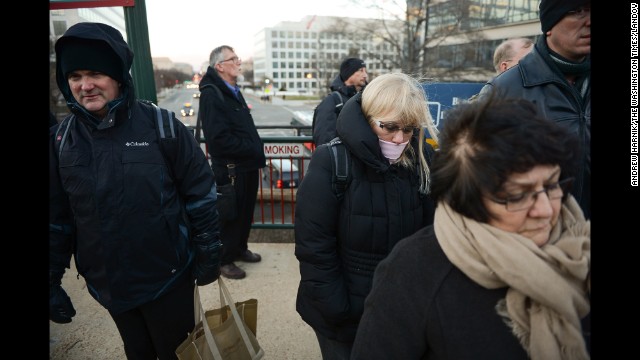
<box><xmin>49</xmin><ymin>242</ymin><xmax>321</xmax><ymax>359</ymax></box>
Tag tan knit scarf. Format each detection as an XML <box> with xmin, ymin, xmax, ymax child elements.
<box><xmin>434</xmin><ymin>196</ymin><xmax>590</xmax><ymax>359</ymax></box>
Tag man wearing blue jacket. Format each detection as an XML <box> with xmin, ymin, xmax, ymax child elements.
<box><xmin>49</xmin><ymin>22</ymin><xmax>222</xmax><ymax>359</ymax></box>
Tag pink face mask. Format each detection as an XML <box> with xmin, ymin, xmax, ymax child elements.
<box><xmin>378</xmin><ymin>138</ymin><xmax>409</xmax><ymax>164</ymax></box>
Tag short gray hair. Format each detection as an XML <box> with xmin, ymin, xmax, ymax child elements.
<box><xmin>209</xmin><ymin>45</ymin><xmax>234</xmax><ymax>69</ymax></box>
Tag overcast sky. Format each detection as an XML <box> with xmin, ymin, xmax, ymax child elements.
<box><xmin>145</xmin><ymin>0</ymin><xmax>395</xmax><ymax>72</ymax></box>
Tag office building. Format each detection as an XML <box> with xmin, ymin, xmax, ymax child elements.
<box><xmin>252</xmin><ymin>0</ymin><xmax>542</xmax><ymax>92</ymax></box>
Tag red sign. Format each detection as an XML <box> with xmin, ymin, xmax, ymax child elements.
<box><xmin>50</xmin><ymin>0</ymin><xmax>135</xmax><ymax>10</ymax></box>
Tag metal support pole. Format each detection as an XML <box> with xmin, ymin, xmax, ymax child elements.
<box><xmin>124</xmin><ymin>0</ymin><xmax>157</xmax><ymax>103</ymax></box>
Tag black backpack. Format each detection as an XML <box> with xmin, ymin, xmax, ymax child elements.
<box><xmin>311</xmin><ymin>91</ymin><xmax>344</xmax><ymax>138</ymax></box>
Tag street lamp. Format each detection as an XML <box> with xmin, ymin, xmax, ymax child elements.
<box><xmin>306</xmin><ymin>73</ymin><xmax>312</xmax><ymax>95</ymax></box>
<box><xmin>264</xmin><ymin>78</ymin><xmax>271</xmax><ymax>102</ymax></box>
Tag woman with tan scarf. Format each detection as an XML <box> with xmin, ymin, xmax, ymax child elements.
<box><xmin>351</xmin><ymin>96</ymin><xmax>590</xmax><ymax>360</ymax></box>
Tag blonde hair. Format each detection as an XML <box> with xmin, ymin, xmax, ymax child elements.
<box><xmin>361</xmin><ymin>72</ymin><xmax>439</xmax><ymax>194</ymax></box>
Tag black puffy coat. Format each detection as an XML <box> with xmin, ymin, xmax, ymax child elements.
<box><xmin>49</xmin><ymin>23</ymin><xmax>219</xmax><ymax>314</ymax></box>
<box><xmin>295</xmin><ymin>93</ymin><xmax>436</xmax><ymax>342</ymax></box>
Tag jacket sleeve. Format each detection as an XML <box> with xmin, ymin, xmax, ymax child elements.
<box><xmin>294</xmin><ymin>145</ymin><xmax>350</xmax><ymax>322</ymax></box>
<box><xmin>49</xmin><ymin>125</ymin><xmax>74</xmax><ymax>272</ymax></box>
<box><xmin>169</xmin><ymin>116</ymin><xmax>219</xmax><ymax>237</ymax></box>
<box><xmin>312</xmin><ymin>96</ymin><xmax>338</xmax><ymax>147</ymax></box>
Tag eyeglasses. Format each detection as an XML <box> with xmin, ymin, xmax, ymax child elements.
<box><xmin>566</xmin><ymin>6</ymin><xmax>591</xmax><ymax>20</ymax></box>
<box><xmin>376</xmin><ymin>121</ymin><xmax>418</xmax><ymax>136</ymax></box>
<box><xmin>489</xmin><ymin>177</ymin><xmax>574</xmax><ymax>212</ymax></box>
<box><xmin>218</xmin><ymin>56</ymin><xmax>241</xmax><ymax>65</ymax></box>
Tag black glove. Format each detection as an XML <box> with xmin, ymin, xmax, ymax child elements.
<box><xmin>49</xmin><ymin>271</ymin><xmax>76</xmax><ymax>324</ymax></box>
<box><xmin>193</xmin><ymin>233</ymin><xmax>223</xmax><ymax>286</ymax></box>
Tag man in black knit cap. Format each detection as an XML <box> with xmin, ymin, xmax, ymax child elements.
<box><xmin>479</xmin><ymin>0</ymin><xmax>591</xmax><ymax>220</ymax></box>
<box><xmin>312</xmin><ymin>57</ymin><xmax>368</xmax><ymax>146</ymax></box>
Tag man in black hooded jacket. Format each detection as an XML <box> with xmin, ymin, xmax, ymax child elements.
<box><xmin>49</xmin><ymin>22</ymin><xmax>222</xmax><ymax>359</ymax></box>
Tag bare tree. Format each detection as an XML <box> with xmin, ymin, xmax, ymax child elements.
<box><xmin>327</xmin><ymin>0</ymin><xmax>489</xmax><ymax>79</ymax></box>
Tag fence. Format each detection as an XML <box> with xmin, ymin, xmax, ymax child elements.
<box><xmin>191</xmin><ymin>125</ymin><xmax>313</xmax><ymax>229</ymax></box>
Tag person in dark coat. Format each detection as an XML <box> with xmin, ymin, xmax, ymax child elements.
<box><xmin>295</xmin><ymin>73</ymin><xmax>439</xmax><ymax>359</ymax></box>
<box><xmin>351</xmin><ymin>96</ymin><xmax>591</xmax><ymax>360</ymax></box>
<box><xmin>49</xmin><ymin>22</ymin><xmax>222</xmax><ymax>359</ymax></box>
<box><xmin>199</xmin><ymin>45</ymin><xmax>266</xmax><ymax>279</ymax></box>
<box><xmin>312</xmin><ymin>57</ymin><xmax>368</xmax><ymax>146</ymax></box>
<box><xmin>478</xmin><ymin>0</ymin><xmax>591</xmax><ymax>219</ymax></box>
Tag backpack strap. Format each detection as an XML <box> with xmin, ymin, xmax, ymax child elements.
<box><xmin>54</xmin><ymin>115</ymin><xmax>75</xmax><ymax>157</ymax></box>
<box><xmin>327</xmin><ymin>137</ymin><xmax>351</xmax><ymax>201</ymax></box>
<box><xmin>331</xmin><ymin>91</ymin><xmax>344</xmax><ymax>115</ymax></box>
<box><xmin>153</xmin><ymin>102</ymin><xmax>176</xmax><ymax>140</ymax></box>
<box><xmin>149</xmin><ymin>102</ymin><xmax>179</xmax><ymax>182</ymax></box>
<box><xmin>147</xmin><ymin>101</ymin><xmax>195</xmax><ymax>236</ymax></box>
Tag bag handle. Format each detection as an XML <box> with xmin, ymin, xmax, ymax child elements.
<box><xmin>218</xmin><ymin>277</ymin><xmax>258</xmax><ymax>358</ymax></box>
<box><xmin>193</xmin><ymin>282</ymin><xmax>224</xmax><ymax>360</ymax></box>
<box><xmin>195</xmin><ymin>277</ymin><xmax>259</xmax><ymax>359</ymax></box>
